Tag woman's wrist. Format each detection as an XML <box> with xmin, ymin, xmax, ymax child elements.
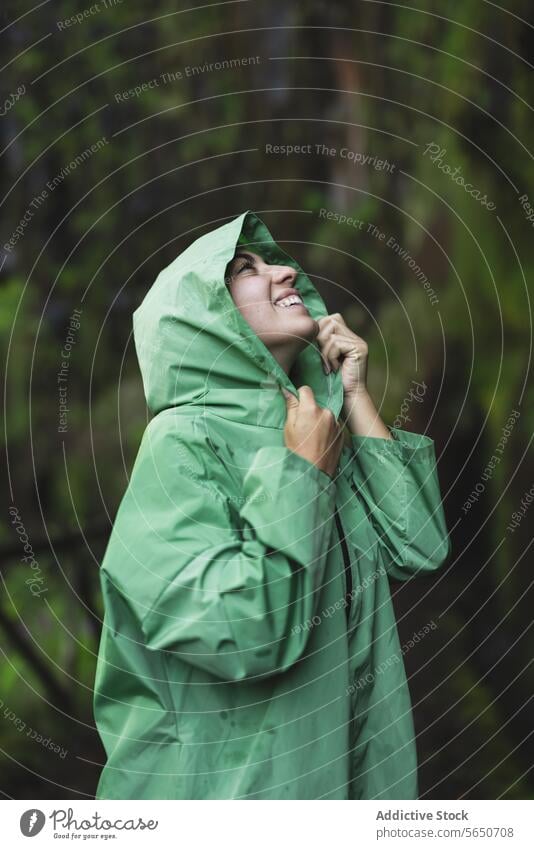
<box><xmin>342</xmin><ymin>387</ymin><xmax>393</xmax><ymax>440</ymax></box>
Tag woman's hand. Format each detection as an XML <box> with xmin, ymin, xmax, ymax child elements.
<box><xmin>316</xmin><ymin>313</ymin><xmax>393</xmax><ymax>440</ymax></box>
<box><xmin>281</xmin><ymin>385</ymin><xmax>344</xmax><ymax>479</ymax></box>
<box><xmin>316</xmin><ymin>313</ymin><xmax>369</xmax><ymax>396</ymax></box>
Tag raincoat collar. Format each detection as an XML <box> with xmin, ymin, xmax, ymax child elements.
<box><xmin>133</xmin><ymin>211</ymin><xmax>344</xmax><ymax>430</ymax></box>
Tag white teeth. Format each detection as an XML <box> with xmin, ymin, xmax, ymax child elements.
<box><xmin>276</xmin><ymin>295</ymin><xmax>304</xmax><ymax>307</ymax></box>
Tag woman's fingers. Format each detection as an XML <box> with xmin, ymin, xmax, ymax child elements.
<box><xmin>321</xmin><ymin>333</ymin><xmax>358</xmax><ymax>372</ymax></box>
<box><xmin>317</xmin><ymin>315</ymin><xmax>367</xmax><ymax>376</ymax></box>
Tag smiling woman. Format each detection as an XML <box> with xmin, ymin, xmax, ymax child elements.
<box><xmin>93</xmin><ymin>210</ymin><xmax>451</xmax><ymax>800</ymax></box>
<box><xmin>224</xmin><ymin>249</ymin><xmax>320</xmax><ymax>376</ymax></box>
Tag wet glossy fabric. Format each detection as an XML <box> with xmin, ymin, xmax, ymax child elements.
<box><xmin>93</xmin><ymin>211</ymin><xmax>451</xmax><ymax>799</ymax></box>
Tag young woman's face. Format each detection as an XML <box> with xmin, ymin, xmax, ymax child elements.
<box><xmin>224</xmin><ymin>250</ymin><xmax>319</xmax><ymax>371</ymax></box>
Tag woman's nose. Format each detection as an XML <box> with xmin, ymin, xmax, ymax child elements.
<box><xmin>271</xmin><ymin>264</ymin><xmax>297</xmax><ymax>285</ymax></box>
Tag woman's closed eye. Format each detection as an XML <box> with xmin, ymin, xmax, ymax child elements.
<box><xmin>225</xmin><ymin>255</ymin><xmax>258</xmax><ymax>284</ymax></box>
<box><xmin>235</xmin><ymin>258</ymin><xmax>256</xmax><ymax>274</ymax></box>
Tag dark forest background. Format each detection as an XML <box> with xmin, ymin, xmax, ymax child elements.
<box><xmin>1</xmin><ymin>0</ymin><xmax>533</xmax><ymax>799</ymax></box>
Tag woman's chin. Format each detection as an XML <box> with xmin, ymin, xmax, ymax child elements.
<box><xmin>280</xmin><ymin>315</ymin><xmax>319</xmax><ymax>345</ymax></box>
<box><xmin>287</xmin><ymin>316</ymin><xmax>321</xmax><ymax>355</ymax></box>
<box><xmin>302</xmin><ymin>315</ymin><xmax>320</xmax><ymax>340</ymax></box>
<box><xmin>262</xmin><ymin>315</ymin><xmax>319</xmax><ymax>354</ymax></box>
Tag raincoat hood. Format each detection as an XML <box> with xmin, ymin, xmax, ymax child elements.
<box><xmin>133</xmin><ymin>211</ymin><xmax>344</xmax><ymax>427</ymax></box>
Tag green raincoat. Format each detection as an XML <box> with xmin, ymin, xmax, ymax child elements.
<box><xmin>93</xmin><ymin>211</ymin><xmax>450</xmax><ymax>800</ymax></box>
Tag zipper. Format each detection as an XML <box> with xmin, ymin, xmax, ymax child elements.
<box><xmin>334</xmin><ymin>506</ymin><xmax>352</xmax><ymax>624</ymax></box>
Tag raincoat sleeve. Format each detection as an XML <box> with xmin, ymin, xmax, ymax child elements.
<box><xmin>345</xmin><ymin>426</ymin><xmax>451</xmax><ymax>580</ymax></box>
<box><xmin>107</xmin><ymin>423</ymin><xmax>338</xmax><ymax>682</ymax></box>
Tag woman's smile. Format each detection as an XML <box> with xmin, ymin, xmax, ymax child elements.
<box><xmin>273</xmin><ymin>289</ymin><xmax>308</xmax><ymax>309</ymax></box>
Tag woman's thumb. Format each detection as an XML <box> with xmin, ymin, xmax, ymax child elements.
<box><xmin>281</xmin><ymin>385</ymin><xmax>298</xmax><ymax>407</ymax></box>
